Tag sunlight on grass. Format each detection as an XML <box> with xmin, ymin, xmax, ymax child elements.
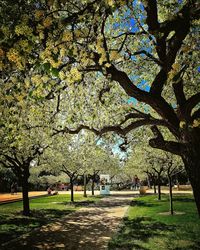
<box><xmin>108</xmin><ymin>194</ymin><xmax>200</xmax><ymax>250</ymax></box>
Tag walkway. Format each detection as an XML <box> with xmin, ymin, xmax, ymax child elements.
<box><xmin>0</xmin><ymin>191</ymin><xmax>47</xmax><ymax>204</ymax></box>
<box><xmin>1</xmin><ymin>193</ymin><xmax>132</xmax><ymax>250</ymax></box>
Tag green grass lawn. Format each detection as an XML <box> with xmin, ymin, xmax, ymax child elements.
<box><xmin>108</xmin><ymin>194</ymin><xmax>200</xmax><ymax>250</ymax></box>
<box><xmin>0</xmin><ymin>193</ymin><xmax>100</xmax><ymax>245</ymax></box>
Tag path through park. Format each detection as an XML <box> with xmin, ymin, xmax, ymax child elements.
<box><xmin>1</xmin><ymin>193</ymin><xmax>132</xmax><ymax>250</ymax></box>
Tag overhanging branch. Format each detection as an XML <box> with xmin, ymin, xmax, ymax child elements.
<box><xmin>149</xmin><ymin>126</ymin><xmax>185</xmax><ymax>156</ymax></box>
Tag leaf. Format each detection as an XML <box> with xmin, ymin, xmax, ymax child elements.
<box><xmin>50</xmin><ymin>68</ymin><xmax>59</xmax><ymax>77</ymax></box>
<box><xmin>43</xmin><ymin>63</ymin><xmax>51</xmax><ymax>72</ymax></box>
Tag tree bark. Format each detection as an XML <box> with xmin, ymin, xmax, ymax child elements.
<box><xmin>91</xmin><ymin>179</ymin><xmax>95</xmax><ymax>196</ymax></box>
<box><xmin>168</xmin><ymin>175</ymin><xmax>174</xmax><ymax>215</ymax></box>
<box><xmin>153</xmin><ymin>183</ymin><xmax>157</xmax><ymax>194</ymax></box>
<box><xmin>182</xmin><ymin>149</ymin><xmax>200</xmax><ymax>217</ymax></box>
<box><xmin>21</xmin><ymin>176</ymin><xmax>30</xmax><ymax>216</ymax></box>
<box><xmin>157</xmin><ymin>173</ymin><xmax>161</xmax><ymax>200</ymax></box>
<box><xmin>70</xmin><ymin>178</ymin><xmax>74</xmax><ymax>203</ymax></box>
<box><xmin>83</xmin><ymin>173</ymin><xmax>87</xmax><ymax>198</ymax></box>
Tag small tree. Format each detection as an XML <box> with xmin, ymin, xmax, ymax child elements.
<box><xmin>0</xmin><ymin>101</ymin><xmax>50</xmax><ymax>216</ymax></box>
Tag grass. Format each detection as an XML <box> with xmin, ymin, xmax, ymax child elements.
<box><xmin>0</xmin><ymin>193</ymin><xmax>100</xmax><ymax>245</ymax></box>
<box><xmin>108</xmin><ymin>194</ymin><xmax>200</xmax><ymax>250</ymax></box>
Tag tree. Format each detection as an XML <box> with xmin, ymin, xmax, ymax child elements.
<box><xmin>0</xmin><ymin>117</ymin><xmax>49</xmax><ymax>216</ymax></box>
<box><xmin>86</xmin><ymin>144</ymin><xmax>121</xmax><ymax>195</ymax></box>
<box><xmin>1</xmin><ymin>1</ymin><xmax>200</xmax><ymax>215</ymax></box>
<box><xmin>124</xmin><ymin>132</ymin><xmax>183</xmax><ymax>201</ymax></box>
<box><xmin>42</xmin><ymin>133</ymin><xmax>91</xmax><ymax>202</ymax></box>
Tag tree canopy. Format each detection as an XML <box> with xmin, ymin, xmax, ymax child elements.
<box><xmin>1</xmin><ymin>0</ymin><xmax>200</xmax><ymax>215</ymax></box>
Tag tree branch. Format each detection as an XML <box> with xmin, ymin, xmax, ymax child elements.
<box><xmin>106</xmin><ymin>64</ymin><xmax>179</xmax><ymax>129</ymax></box>
<box><xmin>143</xmin><ymin>0</ymin><xmax>159</xmax><ymax>31</ymax></box>
<box><xmin>149</xmin><ymin>126</ymin><xmax>185</xmax><ymax>156</ymax></box>
<box><xmin>133</xmin><ymin>50</ymin><xmax>162</xmax><ymax>66</ymax></box>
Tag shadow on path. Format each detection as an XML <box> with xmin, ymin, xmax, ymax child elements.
<box><xmin>1</xmin><ymin>194</ymin><xmax>132</xmax><ymax>250</ymax></box>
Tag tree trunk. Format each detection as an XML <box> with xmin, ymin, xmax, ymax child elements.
<box><xmin>147</xmin><ymin>175</ymin><xmax>152</xmax><ymax>188</ymax></box>
<box><xmin>70</xmin><ymin>178</ymin><xmax>74</xmax><ymax>203</ymax></box>
<box><xmin>182</xmin><ymin>150</ymin><xmax>200</xmax><ymax>217</ymax></box>
<box><xmin>153</xmin><ymin>183</ymin><xmax>157</xmax><ymax>194</ymax></box>
<box><xmin>157</xmin><ymin>174</ymin><xmax>161</xmax><ymax>200</ymax></box>
<box><xmin>168</xmin><ymin>175</ymin><xmax>173</xmax><ymax>215</ymax></box>
<box><xmin>151</xmin><ymin>176</ymin><xmax>156</xmax><ymax>193</ymax></box>
<box><xmin>21</xmin><ymin>176</ymin><xmax>30</xmax><ymax>216</ymax></box>
<box><xmin>83</xmin><ymin>173</ymin><xmax>87</xmax><ymax>198</ymax></box>
<box><xmin>91</xmin><ymin>179</ymin><xmax>95</xmax><ymax>196</ymax></box>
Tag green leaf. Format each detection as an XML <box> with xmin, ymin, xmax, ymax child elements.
<box><xmin>50</xmin><ymin>68</ymin><xmax>59</xmax><ymax>77</ymax></box>
<box><xmin>43</xmin><ymin>63</ymin><xmax>51</xmax><ymax>72</ymax></box>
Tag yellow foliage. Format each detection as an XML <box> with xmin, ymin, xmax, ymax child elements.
<box><xmin>182</xmin><ymin>45</ymin><xmax>190</xmax><ymax>53</ymax></box>
<box><xmin>110</xmin><ymin>51</ymin><xmax>120</xmax><ymax>61</ymax></box>
<box><xmin>49</xmin><ymin>57</ymin><xmax>61</xmax><ymax>68</ymax></box>
<box><xmin>62</xmin><ymin>31</ymin><xmax>73</xmax><ymax>42</ymax></box>
<box><xmin>18</xmin><ymin>40</ymin><xmax>32</xmax><ymax>53</ymax></box>
<box><xmin>34</xmin><ymin>10</ymin><xmax>44</xmax><ymax>20</ymax></box>
<box><xmin>0</xmin><ymin>60</ymin><xmax>3</xmax><ymax>70</ymax></box>
<box><xmin>31</xmin><ymin>75</ymin><xmax>42</xmax><ymax>86</ymax></box>
<box><xmin>193</xmin><ymin>119</ymin><xmax>200</xmax><ymax>128</ymax></box>
<box><xmin>74</xmin><ymin>29</ymin><xmax>82</xmax><ymax>38</ymax></box>
<box><xmin>66</xmin><ymin>67</ymin><xmax>82</xmax><ymax>83</ymax></box>
<box><xmin>43</xmin><ymin>17</ymin><xmax>53</xmax><ymax>28</ymax></box>
<box><xmin>172</xmin><ymin>63</ymin><xmax>181</xmax><ymax>71</ymax></box>
<box><xmin>7</xmin><ymin>48</ymin><xmax>25</xmax><ymax>70</ymax></box>
<box><xmin>179</xmin><ymin>121</ymin><xmax>186</xmax><ymax>129</ymax></box>
<box><xmin>41</xmin><ymin>75</ymin><xmax>49</xmax><ymax>83</ymax></box>
<box><xmin>36</xmin><ymin>24</ymin><xmax>45</xmax><ymax>32</ymax></box>
<box><xmin>59</xmin><ymin>71</ymin><xmax>66</xmax><ymax>80</ymax></box>
<box><xmin>70</xmin><ymin>67</ymin><xmax>82</xmax><ymax>80</ymax></box>
<box><xmin>0</xmin><ymin>48</ymin><xmax>5</xmax><ymax>57</ymax></box>
<box><xmin>105</xmin><ymin>63</ymin><xmax>111</xmax><ymax>68</ymax></box>
<box><xmin>106</xmin><ymin>0</ymin><xmax>115</xmax><ymax>7</ymax></box>
<box><xmin>15</xmin><ymin>24</ymin><xmax>33</xmax><ymax>36</ymax></box>
<box><xmin>60</xmin><ymin>47</ymin><xmax>66</xmax><ymax>57</ymax></box>
<box><xmin>99</xmin><ymin>52</ymin><xmax>107</xmax><ymax>65</ymax></box>
<box><xmin>1</xmin><ymin>26</ymin><xmax>10</xmax><ymax>36</ymax></box>
<box><xmin>39</xmin><ymin>32</ymin><xmax>45</xmax><ymax>40</ymax></box>
<box><xmin>168</xmin><ymin>63</ymin><xmax>181</xmax><ymax>80</ymax></box>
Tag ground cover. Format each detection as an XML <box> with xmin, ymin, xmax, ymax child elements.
<box><xmin>0</xmin><ymin>194</ymin><xmax>100</xmax><ymax>245</ymax></box>
<box><xmin>108</xmin><ymin>194</ymin><xmax>200</xmax><ymax>250</ymax></box>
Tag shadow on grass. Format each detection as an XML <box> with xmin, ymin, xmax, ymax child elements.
<box><xmin>108</xmin><ymin>216</ymin><xmax>176</xmax><ymax>250</ymax></box>
<box><xmin>130</xmin><ymin>200</ymin><xmax>159</xmax><ymax>208</ymax></box>
<box><xmin>172</xmin><ymin>197</ymin><xmax>194</xmax><ymax>203</ymax></box>
<box><xmin>0</xmin><ymin>209</ymin><xmax>73</xmax><ymax>245</ymax></box>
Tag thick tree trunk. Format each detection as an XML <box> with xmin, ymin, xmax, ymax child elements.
<box><xmin>168</xmin><ymin>175</ymin><xmax>173</xmax><ymax>215</ymax></box>
<box><xmin>191</xmin><ymin>180</ymin><xmax>200</xmax><ymax>217</ymax></box>
<box><xmin>182</xmin><ymin>151</ymin><xmax>200</xmax><ymax>217</ymax></box>
<box><xmin>21</xmin><ymin>177</ymin><xmax>30</xmax><ymax>216</ymax></box>
<box><xmin>70</xmin><ymin>178</ymin><xmax>74</xmax><ymax>203</ymax></box>
<box><xmin>91</xmin><ymin>179</ymin><xmax>95</xmax><ymax>196</ymax></box>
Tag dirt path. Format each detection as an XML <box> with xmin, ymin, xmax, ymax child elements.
<box><xmin>1</xmin><ymin>193</ymin><xmax>132</xmax><ymax>250</ymax></box>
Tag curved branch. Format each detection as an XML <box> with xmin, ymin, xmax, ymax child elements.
<box><xmin>185</xmin><ymin>92</ymin><xmax>200</xmax><ymax>117</ymax></box>
<box><xmin>149</xmin><ymin>126</ymin><xmax>185</xmax><ymax>156</ymax></box>
<box><xmin>192</xmin><ymin>108</ymin><xmax>200</xmax><ymax>120</ymax></box>
<box><xmin>133</xmin><ymin>50</ymin><xmax>162</xmax><ymax>66</ymax></box>
<box><xmin>53</xmin><ymin>117</ymin><xmax>169</xmax><ymax>138</ymax></box>
<box><xmin>106</xmin><ymin>64</ymin><xmax>179</xmax><ymax>130</ymax></box>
